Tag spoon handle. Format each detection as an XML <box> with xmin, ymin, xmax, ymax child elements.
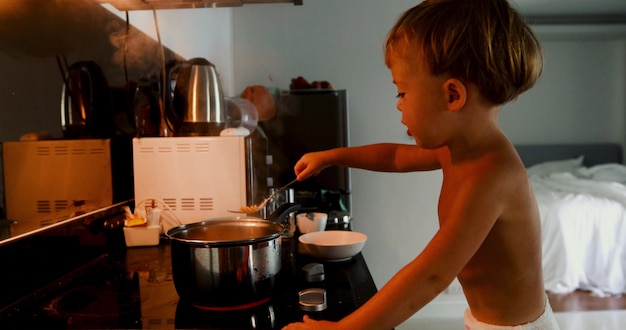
<box><xmin>273</xmin><ymin>178</ymin><xmax>298</xmax><ymax>196</ymax></box>
<box><xmin>261</xmin><ymin>178</ymin><xmax>298</xmax><ymax>207</ymax></box>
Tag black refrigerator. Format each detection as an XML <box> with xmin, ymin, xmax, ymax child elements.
<box><xmin>259</xmin><ymin>89</ymin><xmax>351</xmax><ymax>212</ymax></box>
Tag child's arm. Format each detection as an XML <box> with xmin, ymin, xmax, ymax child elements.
<box><xmin>284</xmin><ymin>160</ymin><xmax>514</xmax><ymax>330</ymax></box>
<box><xmin>294</xmin><ymin>143</ymin><xmax>441</xmax><ymax>181</ymax></box>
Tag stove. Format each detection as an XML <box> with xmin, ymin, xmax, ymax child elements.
<box><xmin>0</xmin><ymin>252</ymin><xmax>141</xmax><ymax>329</ymax></box>
<box><xmin>0</xmin><ymin>229</ymin><xmax>378</xmax><ymax>329</ymax></box>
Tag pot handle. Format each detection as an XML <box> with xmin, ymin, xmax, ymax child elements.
<box><xmin>267</xmin><ymin>203</ymin><xmax>301</xmax><ymax>223</ymax></box>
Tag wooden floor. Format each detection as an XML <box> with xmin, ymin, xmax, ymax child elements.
<box><xmin>547</xmin><ymin>291</ymin><xmax>626</xmax><ymax>312</ymax></box>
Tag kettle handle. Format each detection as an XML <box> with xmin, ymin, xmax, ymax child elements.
<box><xmin>164</xmin><ymin>60</ymin><xmax>184</xmax><ymax>131</ymax></box>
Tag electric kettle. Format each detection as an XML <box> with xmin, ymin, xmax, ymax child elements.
<box><xmin>167</xmin><ymin>58</ymin><xmax>226</xmax><ymax>136</ymax></box>
<box><xmin>60</xmin><ymin>61</ymin><xmax>115</xmax><ymax>139</ymax></box>
<box><xmin>133</xmin><ymin>76</ymin><xmax>162</xmax><ymax>137</ymax></box>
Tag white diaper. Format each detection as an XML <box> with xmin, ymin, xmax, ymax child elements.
<box><xmin>464</xmin><ymin>297</ymin><xmax>560</xmax><ymax>330</ymax></box>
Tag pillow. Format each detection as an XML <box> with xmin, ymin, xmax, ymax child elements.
<box><xmin>578</xmin><ymin>163</ymin><xmax>626</xmax><ymax>184</ymax></box>
<box><xmin>526</xmin><ymin>155</ymin><xmax>584</xmax><ymax>177</ymax></box>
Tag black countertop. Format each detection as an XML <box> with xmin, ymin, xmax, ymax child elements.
<box><xmin>125</xmin><ymin>238</ymin><xmax>378</xmax><ymax>329</ymax></box>
<box><xmin>0</xmin><ymin>204</ymin><xmax>378</xmax><ymax>329</ymax></box>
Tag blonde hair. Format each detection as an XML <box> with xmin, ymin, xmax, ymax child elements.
<box><xmin>385</xmin><ymin>0</ymin><xmax>543</xmax><ymax>105</ymax></box>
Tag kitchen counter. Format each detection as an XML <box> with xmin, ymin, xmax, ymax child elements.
<box><xmin>0</xmin><ymin>212</ymin><xmax>378</xmax><ymax>330</ymax></box>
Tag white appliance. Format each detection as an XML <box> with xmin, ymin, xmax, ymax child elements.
<box><xmin>132</xmin><ymin>136</ymin><xmax>247</xmax><ymax>231</ymax></box>
<box><xmin>3</xmin><ymin>139</ymin><xmax>114</xmax><ymax>232</ymax></box>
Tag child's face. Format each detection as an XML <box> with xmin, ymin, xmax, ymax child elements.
<box><xmin>388</xmin><ymin>51</ymin><xmax>451</xmax><ymax>149</ymax></box>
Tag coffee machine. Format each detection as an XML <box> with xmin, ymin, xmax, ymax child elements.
<box><xmin>260</xmin><ymin>89</ymin><xmax>351</xmax><ymax>212</ymax></box>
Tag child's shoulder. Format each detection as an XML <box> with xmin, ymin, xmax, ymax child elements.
<box><xmin>446</xmin><ymin>143</ymin><xmax>526</xmax><ymax>183</ymax></box>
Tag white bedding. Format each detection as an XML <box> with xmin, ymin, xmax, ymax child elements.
<box><xmin>530</xmin><ymin>164</ymin><xmax>626</xmax><ymax>295</ymax></box>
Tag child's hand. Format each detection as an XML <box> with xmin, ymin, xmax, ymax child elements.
<box><xmin>294</xmin><ymin>151</ymin><xmax>329</xmax><ymax>181</ymax></box>
<box><xmin>282</xmin><ymin>315</ymin><xmax>339</xmax><ymax>330</ymax></box>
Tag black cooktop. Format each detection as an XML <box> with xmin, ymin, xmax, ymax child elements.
<box><xmin>0</xmin><ymin>234</ymin><xmax>377</xmax><ymax>329</ymax></box>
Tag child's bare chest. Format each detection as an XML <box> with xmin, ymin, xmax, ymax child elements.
<box><xmin>437</xmin><ymin>173</ymin><xmax>465</xmax><ymax>223</ymax></box>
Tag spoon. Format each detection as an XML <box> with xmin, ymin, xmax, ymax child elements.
<box><xmin>230</xmin><ymin>178</ymin><xmax>298</xmax><ymax>214</ymax></box>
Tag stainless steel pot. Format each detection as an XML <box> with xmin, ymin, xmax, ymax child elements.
<box><xmin>166</xmin><ymin>204</ymin><xmax>300</xmax><ymax>309</ymax></box>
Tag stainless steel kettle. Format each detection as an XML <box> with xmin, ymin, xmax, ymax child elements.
<box><xmin>60</xmin><ymin>61</ymin><xmax>114</xmax><ymax>138</ymax></box>
<box><xmin>167</xmin><ymin>58</ymin><xmax>226</xmax><ymax>136</ymax></box>
<box><xmin>133</xmin><ymin>76</ymin><xmax>162</xmax><ymax>137</ymax></box>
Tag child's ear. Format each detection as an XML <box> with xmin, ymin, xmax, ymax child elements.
<box><xmin>444</xmin><ymin>78</ymin><xmax>466</xmax><ymax>112</ymax></box>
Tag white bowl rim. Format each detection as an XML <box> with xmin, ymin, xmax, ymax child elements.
<box><xmin>298</xmin><ymin>230</ymin><xmax>367</xmax><ymax>247</ymax></box>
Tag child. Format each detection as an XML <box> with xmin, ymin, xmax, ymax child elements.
<box><xmin>283</xmin><ymin>0</ymin><xmax>559</xmax><ymax>329</ymax></box>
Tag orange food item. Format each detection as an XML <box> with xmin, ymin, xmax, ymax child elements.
<box><xmin>240</xmin><ymin>205</ymin><xmax>260</xmax><ymax>214</ymax></box>
<box><xmin>241</xmin><ymin>85</ymin><xmax>276</xmax><ymax>120</ymax></box>
<box><xmin>125</xmin><ymin>216</ymin><xmax>147</xmax><ymax>227</ymax></box>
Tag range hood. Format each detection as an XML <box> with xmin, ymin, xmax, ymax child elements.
<box><xmin>99</xmin><ymin>0</ymin><xmax>302</xmax><ymax>10</ymax></box>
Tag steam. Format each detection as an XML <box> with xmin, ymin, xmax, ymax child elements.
<box><xmin>107</xmin><ymin>19</ymin><xmax>165</xmax><ymax>76</ymax></box>
<box><xmin>0</xmin><ymin>0</ymin><xmax>170</xmax><ymax>81</ymax></box>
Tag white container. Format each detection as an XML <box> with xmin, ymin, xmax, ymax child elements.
<box><xmin>296</xmin><ymin>212</ymin><xmax>328</xmax><ymax>234</ymax></box>
<box><xmin>124</xmin><ymin>225</ymin><xmax>160</xmax><ymax>247</ymax></box>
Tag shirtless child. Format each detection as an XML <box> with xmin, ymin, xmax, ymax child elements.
<box><xmin>283</xmin><ymin>0</ymin><xmax>559</xmax><ymax>329</ymax></box>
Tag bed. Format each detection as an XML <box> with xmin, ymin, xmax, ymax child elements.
<box><xmin>516</xmin><ymin>143</ymin><xmax>626</xmax><ymax>295</ymax></box>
